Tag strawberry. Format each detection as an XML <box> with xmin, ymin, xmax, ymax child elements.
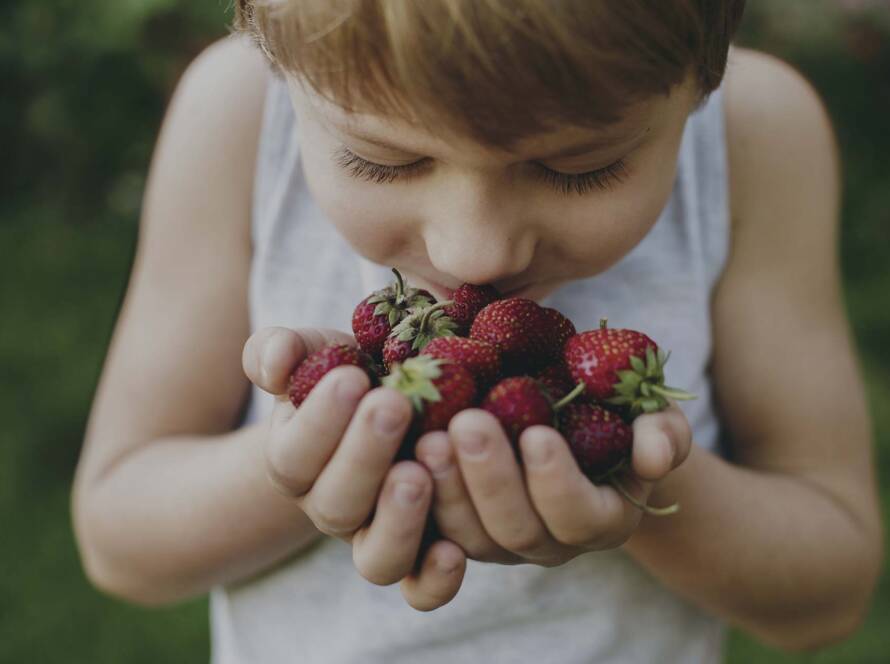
<box><xmin>420</xmin><ymin>337</ymin><xmax>501</xmax><ymax>392</ymax></box>
<box><xmin>382</xmin><ymin>355</ymin><xmax>476</xmax><ymax>442</ymax></box>
<box><xmin>534</xmin><ymin>363</ymin><xmax>577</xmax><ymax>402</ymax></box>
<box><xmin>444</xmin><ymin>283</ymin><xmax>501</xmax><ymax>334</ymax></box>
<box><xmin>481</xmin><ymin>377</ymin><xmax>554</xmax><ymax>445</ymax></box>
<box><xmin>287</xmin><ymin>344</ymin><xmax>378</xmax><ymax>408</ymax></box>
<box><xmin>482</xmin><ymin>376</ymin><xmax>585</xmax><ymax>446</ymax></box>
<box><xmin>541</xmin><ymin>307</ymin><xmax>576</xmax><ymax>357</ymax></box>
<box><xmin>469</xmin><ymin>298</ymin><xmax>552</xmax><ymax>374</ymax></box>
<box><xmin>558</xmin><ymin>402</ymin><xmax>633</xmax><ymax>479</ymax></box>
<box><xmin>352</xmin><ymin>268</ymin><xmax>434</xmax><ymax>358</ymax></box>
<box><xmin>563</xmin><ymin>319</ymin><xmax>695</xmax><ymax>417</ymax></box>
<box><xmin>558</xmin><ymin>401</ymin><xmax>679</xmax><ymax>516</ymax></box>
<box><xmin>382</xmin><ymin>301</ymin><xmax>458</xmax><ymax>370</ymax></box>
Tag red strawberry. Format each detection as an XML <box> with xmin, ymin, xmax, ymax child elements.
<box><xmin>534</xmin><ymin>363</ymin><xmax>577</xmax><ymax>402</ymax></box>
<box><xmin>563</xmin><ymin>319</ymin><xmax>695</xmax><ymax>417</ymax></box>
<box><xmin>382</xmin><ymin>301</ymin><xmax>458</xmax><ymax>370</ymax></box>
<box><xmin>481</xmin><ymin>377</ymin><xmax>555</xmax><ymax>446</ymax></box>
<box><xmin>482</xmin><ymin>376</ymin><xmax>586</xmax><ymax>446</ymax></box>
<box><xmin>469</xmin><ymin>298</ymin><xmax>552</xmax><ymax>374</ymax></box>
<box><xmin>558</xmin><ymin>402</ymin><xmax>633</xmax><ymax>479</ymax></box>
<box><xmin>558</xmin><ymin>402</ymin><xmax>679</xmax><ymax>516</ymax></box>
<box><xmin>421</xmin><ymin>337</ymin><xmax>501</xmax><ymax>391</ymax></box>
<box><xmin>352</xmin><ymin>268</ymin><xmax>434</xmax><ymax>358</ymax></box>
<box><xmin>287</xmin><ymin>344</ymin><xmax>378</xmax><ymax>408</ymax></box>
<box><xmin>541</xmin><ymin>307</ymin><xmax>576</xmax><ymax>359</ymax></box>
<box><xmin>382</xmin><ymin>356</ymin><xmax>476</xmax><ymax>436</ymax></box>
<box><xmin>444</xmin><ymin>283</ymin><xmax>501</xmax><ymax>334</ymax></box>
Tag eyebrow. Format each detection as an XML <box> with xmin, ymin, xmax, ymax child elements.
<box><xmin>338</xmin><ymin>123</ymin><xmax>647</xmax><ymax>160</ymax></box>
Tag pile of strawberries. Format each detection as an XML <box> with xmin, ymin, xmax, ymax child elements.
<box><xmin>287</xmin><ymin>270</ymin><xmax>695</xmax><ymax>515</ymax></box>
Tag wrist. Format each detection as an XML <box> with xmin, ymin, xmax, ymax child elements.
<box><xmin>620</xmin><ymin>440</ymin><xmax>707</xmax><ymax>559</ymax></box>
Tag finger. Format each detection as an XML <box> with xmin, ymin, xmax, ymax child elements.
<box><xmin>351</xmin><ymin>462</ymin><xmax>433</xmax><ymax>584</ymax></box>
<box><xmin>305</xmin><ymin>387</ymin><xmax>413</xmax><ymax>534</ymax></box>
<box><xmin>631</xmin><ymin>401</ymin><xmax>693</xmax><ymax>481</ymax></box>
<box><xmin>399</xmin><ymin>540</ymin><xmax>467</xmax><ymax>611</ymax></box>
<box><xmin>520</xmin><ymin>426</ymin><xmax>642</xmax><ymax>550</ymax></box>
<box><xmin>265</xmin><ymin>365</ymin><xmax>370</xmax><ymax>498</ymax></box>
<box><xmin>242</xmin><ymin>326</ymin><xmax>356</xmax><ymax>399</ymax></box>
<box><xmin>449</xmin><ymin>410</ymin><xmax>555</xmax><ymax>560</ymax></box>
<box><xmin>414</xmin><ymin>432</ymin><xmax>518</xmax><ymax>563</ymax></box>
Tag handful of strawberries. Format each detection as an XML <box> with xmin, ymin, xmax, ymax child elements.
<box><xmin>287</xmin><ymin>269</ymin><xmax>695</xmax><ymax>516</ymax></box>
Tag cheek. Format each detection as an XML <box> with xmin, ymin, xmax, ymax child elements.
<box><xmin>296</xmin><ymin>127</ymin><xmax>412</xmax><ymax>264</ymax></box>
<box><xmin>552</xmin><ymin>145</ymin><xmax>681</xmax><ymax>276</ymax></box>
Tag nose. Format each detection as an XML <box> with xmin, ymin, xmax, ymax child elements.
<box><xmin>420</xmin><ymin>174</ymin><xmax>536</xmax><ymax>286</ymax></box>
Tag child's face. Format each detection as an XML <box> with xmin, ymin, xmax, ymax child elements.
<box><xmin>287</xmin><ymin>76</ymin><xmax>699</xmax><ymax>301</ymax></box>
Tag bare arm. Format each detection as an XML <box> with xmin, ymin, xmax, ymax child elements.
<box><xmin>622</xmin><ymin>49</ymin><xmax>883</xmax><ymax>651</ymax></box>
<box><xmin>71</xmin><ymin>36</ymin><xmax>324</xmax><ymax>605</ymax></box>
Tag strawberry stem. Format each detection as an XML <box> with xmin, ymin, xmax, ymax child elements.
<box><xmin>599</xmin><ymin>318</ymin><xmax>609</xmax><ymax>330</ymax></box>
<box><xmin>649</xmin><ymin>384</ymin><xmax>697</xmax><ymax>402</ymax></box>
<box><xmin>419</xmin><ymin>300</ymin><xmax>454</xmax><ymax>331</ymax></box>
<box><xmin>391</xmin><ymin>268</ymin><xmax>406</xmax><ymax>304</ymax></box>
<box><xmin>552</xmin><ymin>381</ymin><xmax>586</xmax><ymax>411</ymax></box>
<box><xmin>608</xmin><ymin>476</ymin><xmax>680</xmax><ymax>516</ymax></box>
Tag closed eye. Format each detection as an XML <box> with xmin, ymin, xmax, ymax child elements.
<box><xmin>332</xmin><ymin>146</ymin><xmax>629</xmax><ymax>195</ymax></box>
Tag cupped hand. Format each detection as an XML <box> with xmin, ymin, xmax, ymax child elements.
<box><xmin>413</xmin><ymin>403</ymin><xmax>692</xmax><ymax>567</ymax></box>
<box><xmin>242</xmin><ymin>326</ymin><xmax>467</xmax><ymax>610</ymax></box>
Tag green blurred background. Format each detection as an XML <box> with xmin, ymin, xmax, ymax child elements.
<box><xmin>1</xmin><ymin>1</ymin><xmax>888</xmax><ymax>661</ymax></box>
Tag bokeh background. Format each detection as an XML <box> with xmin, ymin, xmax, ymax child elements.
<box><xmin>2</xmin><ymin>1</ymin><xmax>888</xmax><ymax>661</ymax></box>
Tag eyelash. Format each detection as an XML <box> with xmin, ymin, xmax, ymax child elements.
<box><xmin>332</xmin><ymin>147</ymin><xmax>628</xmax><ymax>195</ymax></box>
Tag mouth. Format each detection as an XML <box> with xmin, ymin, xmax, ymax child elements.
<box><xmin>405</xmin><ymin>271</ymin><xmax>547</xmax><ymax>302</ymax></box>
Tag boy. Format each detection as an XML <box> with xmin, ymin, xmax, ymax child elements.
<box><xmin>73</xmin><ymin>1</ymin><xmax>882</xmax><ymax>661</ymax></box>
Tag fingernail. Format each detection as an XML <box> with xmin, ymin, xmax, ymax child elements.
<box><xmin>523</xmin><ymin>438</ymin><xmax>552</xmax><ymax>466</ymax></box>
<box><xmin>420</xmin><ymin>437</ymin><xmax>452</xmax><ymax>477</ymax></box>
<box><xmin>395</xmin><ymin>482</ymin><xmax>423</xmax><ymax>505</ymax></box>
<box><xmin>661</xmin><ymin>432</ymin><xmax>676</xmax><ymax>468</ymax></box>
<box><xmin>425</xmin><ymin>454</ymin><xmax>452</xmax><ymax>478</ymax></box>
<box><xmin>337</xmin><ymin>373</ymin><xmax>365</xmax><ymax>403</ymax></box>
<box><xmin>261</xmin><ymin>331</ymin><xmax>288</xmax><ymax>384</ymax></box>
<box><xmin>437</xmin><ymin>556</ymin><xmax>461</xmax><ymax>574</ymax></box>
<box><xmin>457</xmin><ymin>431</ymin><xmax>487</xmax><ymax>458</ymax></box>
<box><xmin>374</xmin><ymin>408</ymin><xmax>404</xmax><ymax>435</ymax></box>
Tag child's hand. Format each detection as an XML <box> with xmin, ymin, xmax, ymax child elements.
<box><xmin>243</xmin><ymin>326</ymin><xmax>467</xmax><ymax>609</ymax></box>
<box><xmin>413</xmin><ymin>404</ymin><xmax>691</xmax><ymax>567</ymax></box>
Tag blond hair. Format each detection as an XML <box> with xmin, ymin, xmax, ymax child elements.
<box><xmin>235</xmin><ymin>0</ymin><xmax>745</xmax><ymax>148</ymax></box>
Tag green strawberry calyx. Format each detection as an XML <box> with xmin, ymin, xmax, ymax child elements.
<box><xmin>389</xmin><ymin>301</ymin><xmax>457</xmax><ymax>351</ymax></box>
<box><xmin>368</xmin><ymin>268</ymin><xmax>435</xmax><ymax>327</ymax></box>
<box><xmin>604</xmin><ymin>346</ymin><xmax>697</xmax><ymax>416</ymax></box>
<box><xmin>382</xmin><ymin>356</ymin><xmax>445</xmax><ymax>412</ymax></box>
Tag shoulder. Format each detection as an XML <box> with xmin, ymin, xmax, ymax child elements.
<box><xmin>177</xmin><ymin>32</ymin><xmax>272</xmax><ymax>110</ymax></box>
<box><xmin>722</xmin><ymin>47</ymin><xmax>840</xmax><ymax>228</ymax></box>
<box><xmin>158</xmin><ymin>34</ymin><xmax>272</xmax><ymax>185</ymax></box>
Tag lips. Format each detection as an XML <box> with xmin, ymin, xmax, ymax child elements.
<box><xmin>409</xmin><ymin>273</ymin><xmax>543</xmax><ymax>302</ymax></box>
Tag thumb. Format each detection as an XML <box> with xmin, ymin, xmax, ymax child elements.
<box><xmin>242</xmin><ymin>326</ymin><xmax>357</xmax><ymax>398</ymax></box>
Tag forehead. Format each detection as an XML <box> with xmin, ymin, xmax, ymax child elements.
<box><xmin>287</xmin><ymin>73</ymin><xmax>697</xmax><ymax>158</ymax></box>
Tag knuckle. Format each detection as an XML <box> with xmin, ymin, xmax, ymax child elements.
<box><xmin>474</xmin><ymin>474</ymin><xmax>512</xmax><ymax>502</ymax></box>
<box><xmin>306</xmin><ymin>502</ymin><xmax>358</xmax><ymax>539</ymax></box>
<box><xmin>462</xmin><ymin>539</ymin><xmax>502</xmax><ymax>562</ymax></box>
<box><xmin>264</xmin><ymin>446</ymin><xmax>312</xmax><ymax>498</ymax></box>
<box><xmin>354</xmin><ymin>558</ymin><xmax>398</xmax><ymax>586</ymax></box>
<box><xmin>498</xmin><ymin>525</ymin><xmax>547</xmax><ymax>555</ymax></box>
<box><xmin>551</xmin><ymin>526</ymin><xmax>593</xmax><ymax>548</ymax></box>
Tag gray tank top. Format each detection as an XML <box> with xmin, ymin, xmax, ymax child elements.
<box><xmin>211</xmin><ymin>74</ymin><xmax>731</xmax><ymax>664</ymax></box>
